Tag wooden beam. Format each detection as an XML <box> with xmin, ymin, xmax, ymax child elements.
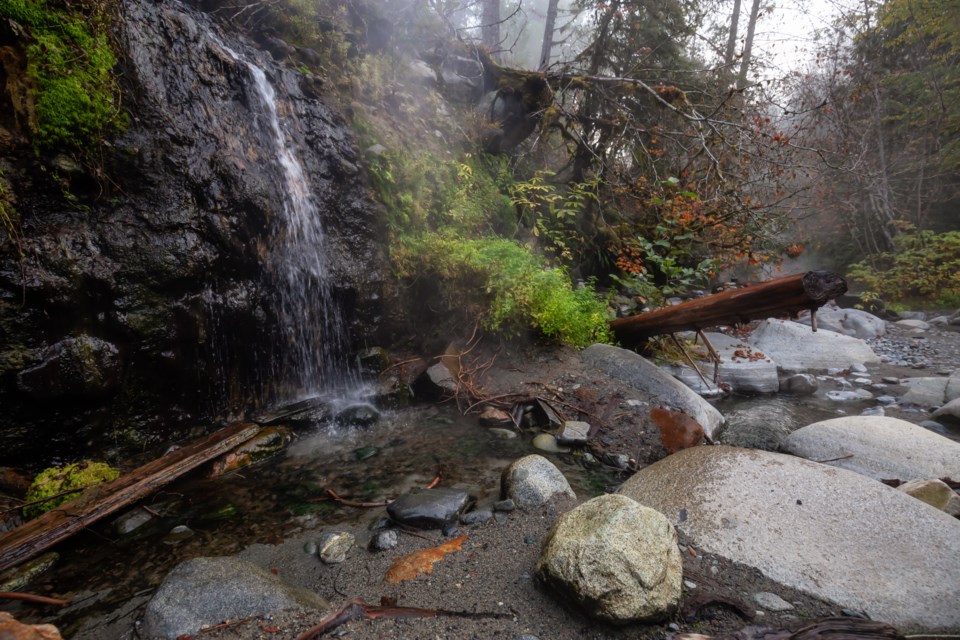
<box><xmin>610</xmin><ymin>270</ymin><xmax>847</xmax><ymax>348</ymax></box>
<box><xmin>0</xmin><ymin>422</ymin><xmax>260</xmax><ymax>573</ymax></box>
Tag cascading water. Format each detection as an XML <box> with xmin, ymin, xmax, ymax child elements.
<box><xmin>218</xmin><ymin>39</ymin><xmax>358</xmax><ymax>403</ymax></box>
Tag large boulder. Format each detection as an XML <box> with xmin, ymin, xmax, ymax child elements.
<box><xmin>746</xmin><ymin>319</ymin><xmax>880</xmax><ymax>372</ymax></box>
<box><xmin>501</xmin><ymin>455</ymin><xmax>575</xmax><ymax>509</ymax></box>
<box><xmin>782</xmin><ymin>416</ymin><xmax>960</xmax><ymax>481</ymax></box>
<box><xmin>141</xmin><ymin>557</ymin><xmax>329</xmax><ymax>639</ymax></box>
<box><xmin>536</xmin><ymin>494</ymin><xmax>682</xmax><ymax>624</ymax></box>
<box><xmin>619</xmin><ymin>446</ymin><xmax>960</xmax><ymax>633</ymax></box>
<box><xmin>691</xmin><ymin>332</ymin><xmax>779</xmax><ymax>394</ymax></box>
<box><xmin>581</xmin><ymin>344</ymin><xmax>724</xmax><ymax>439</ymax></box>
<box><xmin>796</xmin><ymin>308</ymin><xmax>887</xmax><ymax>339</ymax></box>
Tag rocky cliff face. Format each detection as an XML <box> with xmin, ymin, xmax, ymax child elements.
<box><xmin>0</xmin><ymin>0</ymin><xmax>385</xmax><ymax>461</ymax></box>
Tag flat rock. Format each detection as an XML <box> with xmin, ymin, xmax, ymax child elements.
<box><xmin>411</xmin><ymin>362</ymin><xmax>458</xmax><ymax>400</ymax></box>
<box><xmin>754</xmin><ymin>591</ymin><xmax>794</xmax><ymax>612</ymax></box>
<box><xmin>556</xmin><ymin>421</ymin><xmax>590</xmax><ymax>445</ymax></box>
<box><xmin>141</xmin><ymin>557</ymin><xmax>329</xmax><ymax>639</ymax></box>
<box><xmin>901</xmin><ymin>377</ymin><xmax>948</xmax><ymax>408</ymax></box>
<box><xmin>618</xmin><ymin>446</ymin><xmax>960</xmax><ymax>632</ymax></box>
<box><xmin>932</xmin><ymin>397</ymin><xmax>960</xmax><ymax>424</ymax></box>
<box><xmin>826</xmin><ymin>389</ymin><xmax>873</xmax><ymax>402</ymax></box>
<box><xmin>895</xmin><ymin>319</ymin><xmax>930</xmax><ymax>331</ymax></box>
<box><xmin>536</xmin><ymin>494</ymin><xmax>681</xmax><ymax>623</ymax></box>
<box><xmin>783</xmin><ymin>417</ymin><xmax>960</xmax><ymax>481</ymax></box>
<box><xmin>387</xmin><ymin>488</ymin><xmax>470</xmax><ymax>529</ymax></box>
<box><xmin>501</xmin><ymin>454</ymin><xmax>575</xmax><ymax>509</ymax></box>
<box><xmin>797</xmin><ymin>308</ymin><xmax>887</xmax><ymax>339</ymax></box>
<box><xmin>781</xmin><ymin>373</ymin><xmax>818</xmax><ymax>395</ymax></box>
<box><xmin>699</xmin><ymin>332</ymin><xmax>779</xmax><ymax>393</ymax></box>
<box><xmin>746</xmin><ymin>319</ymin><xmax>880</xmax><ymax>372</ymax></box>
<box><xmin>581</xmin><ymin>344</ymin><xmax>724</xmax><ymax>439</ymax></box>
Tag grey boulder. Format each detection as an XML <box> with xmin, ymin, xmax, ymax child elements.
<box><xmin>141</xmin><ymin>557</ymin><xmax>328</xmax><ymax>639</ymax></box>
<box><xmin>387</xmin><ymin>488</ymin><xmax>471</xmax><ymax>529</ymax></box>
<box><xmin>782</xmin><ymin>416</ymin><xmax>960</xmax><ymax>481</ymax></box>
<box><xmin>746</xmin><ymin>319</ymin><xmax>880</xmax><ymax>372</ymax></box>
<box><xmin>797</xmin><ymin>307</ymin><xmax>887</xmax><ymax>339</ymax></box>
<box><xmin>501</xmin><ymin>454</ymin><xmax>575</xmax><ymax>509</ymax></box>
<box><xmin>536</xmin><ymin>494</ymin><xmax>682</xmax><ymax>624</ymax></box>
<box><xmin>581</xmin><ymin>344</ymin><xmax>724</xmax><ymax>439</ymax></box>
<box><xmin>619</xmin><ymin>446</ymin><xmax>960</xmax><ymax>633</ymax></box>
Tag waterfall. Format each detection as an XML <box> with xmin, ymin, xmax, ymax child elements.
<box><xmin>218</xmin><ymin>40</ymin><xmax>357</xmax><ymax>402</ymax></box>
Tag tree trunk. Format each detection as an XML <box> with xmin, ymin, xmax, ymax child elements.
<box><xmin>538</xmin><ymin>0</ymin><xmax>560</xmax><ymax>70</ymax></box>
<box><xmin>610</xmin><ymin>271</ymin><xmax>847</xmax><ymax>347</ymax></box>
<box><xmin>481</xmin><ymin>0</ymin><xmax>501</xmax><ymax>62</ymax></box>
<box><xmin>0</xmin><ymin>423</ymin><xmax>261</xmax><ymax>573</ymax></box>
<box><xmin>737</xmin><ymin>0</ymin><xmax>761</xmax><ymax>88</ymax></box>
<box><xmin>724</xmin><ymin>0</ymin><xmax>742</xmax><ymax>69</ymax></box>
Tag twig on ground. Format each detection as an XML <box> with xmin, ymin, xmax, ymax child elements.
<box><xmin>0</xmin><ymin>592</ymin><xmax>70</xmax><ymax>606</ymax></box>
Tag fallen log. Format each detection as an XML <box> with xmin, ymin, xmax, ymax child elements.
<box><xmin>611</xmin><ymin>270</ymin><xmax>847</xmax><ymax>348</ymax></box>
<box><xmin>0</xmin><ymin>422</ymin><xmax>260</xmax><ymax>573</ymax></box>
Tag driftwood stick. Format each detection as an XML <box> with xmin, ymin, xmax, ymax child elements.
<box><xmin>295</xmin><ymin>597</ymin><xmax>512</xmax><ymax>640</ymax></box>
<box><xmin>670</xmin><ymin>334</ymin><xmax>713</xmax><ymax>392</ymax></box>
<box><xmin>0</xmin><ymin>591</ymin><xmax>70</xmax><ymax>606</ymax></box>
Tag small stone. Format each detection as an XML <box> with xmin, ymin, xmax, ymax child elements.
<box><xmin>875</xmin><ymin>395</ymin><xmax>897</xmax><ymax>405</ymax></box>
<box><xmin>163</xmin><ymin>525</ymin><xmax>194</xmax><ymax>545</ymax></box>
<box><xmin>860</xmin><ymin>406</ymin><xmax>885</xmax><ymax>417</ymax></box>
<box><xmin>626</xmin><ymin>399</ymin><xmax>646</xmax><ymax>407</ymax></box>
<box><xmin>826</xmin><ymin>389</ymin><xmax>873</xmax><ymax>402</ymax></box>
<box><xmin>387</xmin><ymin>488</ymin><xmax>471</xmax><ymax>529</ymax></box>
<box><xmin>335</xmin><ymin>404</ymin><xmax>380</xmax><ymax>428</ymax></box>
<box><xmin>897</xmin><ymin>479</ymin><xmax>954</xmax><ymax>511</ymax></box>
<box><xmin>353</xmin><ymin>446</ymin><xmax>379</xmax><ymax>461</ymax></box>
<box><xmin>532</xmin><ymin>433</ymin><xmax>570</xmax><ymax>453</ymax></box>
<box><xmin>303</xmin><ymin>541</ymin><xmax>318</xmax><ymax>555</ymax></box>
<box><xmin>556</xmin><ymin>421</ymin><xmax>590</xmax><ymax>445</ymax></box>
<box><xmin>853</xmin><ymin>378</ymin><xmax>872</xmax><ymax>385</ymax></box>
<box><xmin>502</xmin><ymin>455</ymin><xmax>576</xmax><ymax>508</ymax></box>
<box><xmin>754</xmin><ymin>591</ymin><xmax>794</xmax><ymax>612</ymax></box>
<box><xmin>668</xmin><ymin>623</ymin><xmax>680</xmax><ymax>631</ymax></box>
<box><xmin>494</xmin><ymin>499</ymin><xmax>516</xmax><ymax>512</ymax></box>
<box><xmin>370</xmin><ymin>530</ymin><xmax>399</xmax><ymax>551</ymax></box>
<box><xmin>442</xmin><ymin>523</ymin><xmax>458</xmax><ymax>536</ymax></box>
<box><xmin>487</xmin><ymin>428</ymin><xmax>517</xmax><ymax>440</ymax></box>
<box><xmin>609</xmin><ymin>453</ymin><xmax>631</xmax><ymax>469</ymax></box>
<box><xmin>684</xmin><ymin>580</ymin><xmax>697</xmax><ymax>589</ymax></box>
<box><xmin>318</xmin><ymin>532</ymin><xmax>355</xmax><ymax>564</ymax></box>
<box><xmin>882</xmin><ymin>377</ymin><xmax>901</xmax><ymax>384</ymax></box>
<box><xmin>851</xmin><ymin>363</ymin><xmax>868</xmax><ymax>373</ymax></box>
<box><xmin>479</xmin><ymin>406</ymin><xmax>513</xmax><ymax>427</ymax></box>
<box><xmin>460</xmin><ymin>509</ymin><xmax>493</xmax><ymax>525</ymax></box>
<box><xmin>781</xmin><ymin>374</ymin><xmax>818</xmax><ymax>395</ymax></box>
<box><xmin>114</xmin><ymin>508</ymin><xmax>154</xmax><ymax>535</ymax></box>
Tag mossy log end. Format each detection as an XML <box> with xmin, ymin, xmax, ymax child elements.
<box><xmin>610</xmin><ymin>270</ymin><xmax>848</xmax><ymax>347</ymax></box>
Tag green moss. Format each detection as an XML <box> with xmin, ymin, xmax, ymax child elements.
<box><xmin>24</xmin><ymin>461</ymin><xmax>120</xmax><ymax>518</ymax></box>
<box><xmin>395</xmin><ymin>233</ymin><xmax>613</xmax><ymax>348</ymax></box>
<box><xmin>0</xmin><ymin>0</ymin><xmax>126</xmax><ymax>150</ymax></box>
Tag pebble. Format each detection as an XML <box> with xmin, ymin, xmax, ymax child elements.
<box><xmin>460</xmin><ymin>509</ymin><xmax>493</xmax><ymax>525</ymax></box>
<box><xmin>853</xmin><ymin>378</ymin><xmax>872</xmax><ymax>385</ymax></box>
<box><xmin>318</xmin><ymin>531</ymin><xmax>355</xmax><ymax>564</ymax></box>
<box><xmin>882</xmin><ymin>376</ymin><xmax>901</xmax><ymax>384</ymax></box>
<box><xmin>442</xmin><ymin>523</ymin><xmax>458</xmax><ymax>537</ymax></box>
<box><xmin>370</xmin><ymin>530</ymin><xmax>398</xmax><ymax>551</ymax></box>
<box><xmin>754</xmin><ymin>591</ymin><xmax>795</xmax><ymax>612</ymax></box>
<box><xmin>684</xmin><ymin>580</ymin><xmax>697</xmax><ymax>589</ymax></box>
<box><xmin>532</xmin><ymin>433</ymin><xmax>570</xmax><ymax>453</ymax></box>
<box><xmin>875</xmin><ymin>395</ymin><xmax>897</xmax><ymax>405</ymax></box>
<box><xmin>860</xmin><ymin>406</ymin><xmax>885</xmax><ymax>417</ymax></box>
<box><xmin>162</xmin><ymin>525</ymin><xmax>194</xmax><ymax>545</ymax></box>
<box><xmin>668</xmin><ymin>623</ymin><xmax>680</xmax><ymax>631</ymax></box>
<box><xmin>487</xmin><ymin>428</ymin><xmax>517</xmax><ymax>440</ymax></box>
<box><xmin>494</xmin><ymin>499</ymin><xmax>516</xmax><ymax>512</ymax></box>
<box><xmin>303</xmin><ymin>541</ymin><xmax>318</xmax><ymax>555</ymax></box>
<box><xmin>851</xmin><ymin>363</ymin><xmax>868</xmax><ymax>373</ymax></box>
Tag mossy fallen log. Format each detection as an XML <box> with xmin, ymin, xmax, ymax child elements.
<box><xmin>610</xmin><ymin>270</ymin><xmax>847</xmax><ymax>347</ymax></box>
<box><xmin>0</xmin><ymin>423</ymin><xmax>260</xmax><ymax>573</ymax></box>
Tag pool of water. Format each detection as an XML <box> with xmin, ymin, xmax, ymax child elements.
<box><xmin>14</xmin><ymin>403</ymin><xmax>618</xmax><ymax>635</ymax></box>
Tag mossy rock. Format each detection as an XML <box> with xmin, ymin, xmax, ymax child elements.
<box><xmin>24</xmin><ymin>461</ymin><xmax>120</xmax><ymax>518</ymax></box>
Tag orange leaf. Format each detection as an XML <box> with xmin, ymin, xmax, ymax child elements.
<box><xmin>384</xmin><ymin>535</ymin><xmax>467</xmax><ymax>584</ymax></box>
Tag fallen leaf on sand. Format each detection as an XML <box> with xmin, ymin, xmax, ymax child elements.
<box><xmin>384</xmin><ymin>535</ymin><xmax>467</xmax><ymax>584</ymax></box>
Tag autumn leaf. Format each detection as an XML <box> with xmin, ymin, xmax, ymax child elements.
<box><xmin>384</xmin><ymin>535</ymin><xmax>467</xmax><ymax>584</ymax></box>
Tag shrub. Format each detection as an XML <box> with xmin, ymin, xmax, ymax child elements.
<box><xmin>24</xmin><ymin>461</ymin><xmax>120</xmax><ymax>518</ymax></box>
<box><xmin>847</xmin><ymin>230</ymin><xmax>960</xmax><ymax>307</ymax></box>
<box><xmin>395</xmin><ymin>232</ymin><xmax>613</xmax><ymax>347</ymax></box>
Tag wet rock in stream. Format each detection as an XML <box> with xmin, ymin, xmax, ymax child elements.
<box><xmin>387</xmin><ymin>487</ymin><xmax>470</xmax><ymax>529</ymax></box>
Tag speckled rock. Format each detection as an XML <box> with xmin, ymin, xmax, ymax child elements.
<box><xmin>537</xmin><ymin>494</ymin><xmax>681</xmax><ymax>623</ymax></box>
<box><xmin>619</xmin><ymin>446</ymin><xmax>960</xmax><ymax>633</ymax></box>
<box><xmin>783</xmin><ymin>416</ymin><xmax>960</xmax><ymax>481</ymax></box>
<box><xmin>141</xmin><ymin>557</ymin><xmax>329</xmax><ymax>639</ymax></box>
<box><xmin>746</xmin><ymin>319</ymin><xmax>880</xmax><ymax>372</ymax></box>
<box><xmin>502</xmin><ymin>455</ymin><xmax>575</xmax><ymax>509</ymax></box>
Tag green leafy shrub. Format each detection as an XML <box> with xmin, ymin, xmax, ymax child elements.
<box><xmin>1</xmin><ymin>0</ymin><xmax>126</xmax><ymax>149</ymax></box>
<box><xmin>847</xmin><ymin>230</ymin><xmax>960</xmax><ymax>308</ymax></box>
<box><xmin>611</xmin><ymin>235</ymin><xmax>715</xmax><ymax>311</ymax></box>
<box><xmin>24</xmin><ymin>461</ymin><xmax>120</xmax><ymax>518</ymax></box>
<box><xmin>395</xmin><ymin>232</ymin><xmax>613</xmax><ymax>347</ymax></box>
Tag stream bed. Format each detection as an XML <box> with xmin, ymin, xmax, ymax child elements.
<box><xmin>12</xmin><ymin>403</ymin><xmax>620</xmax><ymax>636</ymax></box>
